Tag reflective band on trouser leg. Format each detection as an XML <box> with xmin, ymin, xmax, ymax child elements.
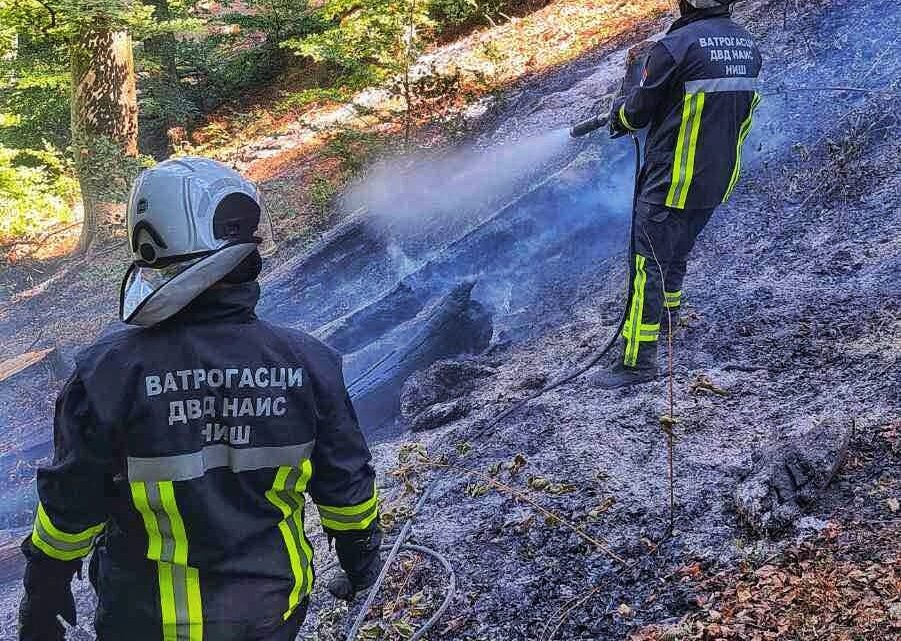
<box><xmin>130</xmin><ymin>481</ymin><xmax>203</xmax><ymax>641</ymax></box>
<box><xmin>664</xmin><ymin>290</ymin><xmax>682</xmax><ymax>310</ymax></box>
<box><xmin>723</xmin><ymin>92</ymin><xmax>762</xmax><ymax>203</ymax></box>
<box><xmin>266</xmin><ymin>460</ymin><xmax>314</xmax><ymax>620</ymax></box>
<box><xmin>30</xmin><ymin>503</ymin><xmax>105</xmax><ymax>561</ymax></box>
<box><xmin>623</xmin><ymin>255</ymin><xmax>648</xmax><ymax>367</ymax></box>
<box><xmin>665</xmin><ymin>92</ymin><xmax>706</xmax><ymax>209</ymax></box>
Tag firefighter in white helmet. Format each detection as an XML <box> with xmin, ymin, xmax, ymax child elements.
<box><xmin>20</xmin><ymin>157</ymin><xmax>382</xmax><ymax>641</ymax></box>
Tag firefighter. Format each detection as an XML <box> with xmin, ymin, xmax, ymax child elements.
<box><xmin>591</xmin><ymin>0</ymin><xmax>762</xmax><ymax>388</ymax></box>
<box><xmin>19</xmin><ymin>157</ymin><xmax>382</xmax><ymax>641</ymax></box>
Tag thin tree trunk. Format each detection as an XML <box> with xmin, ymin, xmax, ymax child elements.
<box><xmin>71</xmin><ymin>22</ymin><xmax>138</xmax><ymax>252</ymax></box>
<box><xmin>403</xmin><ymin>0</ymin><xmax>417</xmax><ymax>148</ymax></box>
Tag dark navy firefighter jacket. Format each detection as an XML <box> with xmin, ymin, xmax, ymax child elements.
<box><xmin>612</xmin><ymin>8</ymin><xmax>763</xmax><ymax>209</ymax></box>
<box><xmin>24</xmin><ymin>282</ymin><xmax>379</xmax><ymax>640</ymax></box>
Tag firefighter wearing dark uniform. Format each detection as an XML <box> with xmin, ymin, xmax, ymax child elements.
<box><xmin>591</xmin><ymin>0</ymin><xmax>762</xmax><ymax>388</ymax></box>
<box><xmin>19</xmin><ymin>158</ymin><xmax>382</xmax><ymax>641</ymax></box>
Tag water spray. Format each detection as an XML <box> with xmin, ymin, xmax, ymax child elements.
<box><xmin>569</xmin><ymin>115</ymin><xmax>609</xmax><ymax>138</ymax></box>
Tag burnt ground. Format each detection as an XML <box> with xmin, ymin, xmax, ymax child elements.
<box><xmin>0</xmin><ymin>0</ymin><xmax>899</xmax><ymax>639</ymax></box>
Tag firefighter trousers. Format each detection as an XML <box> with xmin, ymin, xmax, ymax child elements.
<box><xmin>620</xmin><ymin>201</ymin><xmax>715</xmax><ymax>367</ymax></box>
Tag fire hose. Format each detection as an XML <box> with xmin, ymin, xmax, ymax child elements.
<box><xmin>54</xmin><ymin>118</ymin><xmax>636</xmax><ymax>641</ymax></box>
<box><xmin>339</xmin><ymin>117</ymin><xmax>641</xmax><ymax>641</ymax></box>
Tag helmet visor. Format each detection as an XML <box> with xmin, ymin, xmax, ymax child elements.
<box><xmin>256</xmin><ymin>203</ymin><xmax>276</xmax><ymax>258</ymax></box>
<box><xmin>120</xmin><ymin>243</ymin><xmax>257</xmax><ymax>326</ymax></box>
<box><xmin>120</xmin><ymin>256</ymin><xmax>205</xmax><ymax>323</ymax></box>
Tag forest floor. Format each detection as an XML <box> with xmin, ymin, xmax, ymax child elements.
<box><xmin>0</xmin><ymin>0</ymin><xmax>899</xmax><ymax>640</ymax></box>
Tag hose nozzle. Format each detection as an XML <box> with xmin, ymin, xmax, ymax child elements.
<box><xmin>570</xmin><ymin>115</ymin><xmax>608</xmax><ymax>138</ymax></box>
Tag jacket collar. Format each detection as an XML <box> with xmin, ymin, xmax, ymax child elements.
<box><xmin>669</xmin><ymin>6</ymin><xmax>731</xmax><ymax>33</ymax></box>
<box><xmin>166</xmin><ymin>281</ymin><xmax>260</xmax><ymax>325</ymax></box>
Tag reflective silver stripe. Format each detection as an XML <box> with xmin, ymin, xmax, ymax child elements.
<box><xmin>33</xmin><ymin>519</ymin><xmax>94</xmax><ymax>553</ymax></box>
<box><xmin>317</xmin><ymin>503</ymin><xmax>378</xmax><ymax>524</ymax></box>
<box><xmin>684</xmin><ymin>77</ymin><xmax>758</xmax><ymax>93</ymax></box>
<box><xmin>128</xmin><ymin>442</ymin><xmax>315</xmax><ymax>482</ymax></box>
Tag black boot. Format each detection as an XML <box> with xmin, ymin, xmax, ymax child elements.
<box><xmin>588</xmin><ymin>342</ymin><xmax>660</xmax><ymax>389</ymax></box>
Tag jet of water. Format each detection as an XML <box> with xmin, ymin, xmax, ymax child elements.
<box><xmin>342</xmin><ymin>128</ymin><xmax>577</xmax><ymax>241</ymax></box>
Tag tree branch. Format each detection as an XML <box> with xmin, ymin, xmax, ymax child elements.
<box><xmin>32</xmin><ymin>0</ymin><xmax>57</xmax><ymax>34</ymax></box>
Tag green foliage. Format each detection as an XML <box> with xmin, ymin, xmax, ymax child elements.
<box><xmin>429</xmin><ymin>0</ymin><xmax>533</xmax><ymax>33</ymax></box>
<box><xmin>275</xmin><ymin>68</ymin><xmax>373</xmax><ymax>113</ymax></box>
<box><xmin>72</xmin><ymin>134</ymin><xmax>153</xmax><ymax>204</ymax></box>
<box><xmin>283</xmin><ymin>0</ymin><xmax>432</xmax><ymax>81</ymax></box>
<box><xmin>325</xmin><ymin>127</ymin><xmax>387</xmax><ymax>175</ymax></box>
<box><xmin>0</xmin><ymin>0</ymin><xmax>541</xmax><ymax>245</ymax></box>
<box><xmin>0</xmin><ymin>145</ymin><xmax>79</xmax><ymax>240</ymax></box>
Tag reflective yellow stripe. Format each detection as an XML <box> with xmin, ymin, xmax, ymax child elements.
<box><xmin>159</xmin><ymin>482</ymin><xmax>188</xmax><ymax>566</ymax></box>
<box><xmin>186</xmin><ymin>567</ymin><xmax>203</xmax><ymax>641</ymax></box>
<box><xmin>678</xmin><ymin>92</ymin><xmax>705</xmax><ymax>208</ymax></box>
<box><xmin>294</xmin><ymin>461</ymin><xmax>315</xmax><ymax>594</ymax></box>
<box><xmin>131</xmin><ymin>481</ymin><xmax>163</xmax><ymax>560</ymax></box>
<box><xmin>623</xmin><ymin>322</ymin><xmax>660</xmax><ymax>340</ymax></box>
<box><xmin>316</xmin><ymin>484</ymin><xmax>379</xmax><ymax>516</ymax></box>
<box><xmin>30</xmin><ymin>530</ymin><xmax>92</xmax><ymax>561</ymax></box>
<box><xmin>30</xmin><ymin>503</ymin><xmax>105</xmax><ymax>561</ymax></box>
<box><xmin>317</xmin><ymin>482</ymin><xmax>379</xmax><ymax>532</ymax></box>
<box><xmin>723</xmin><ymin>92</ymin><xmax>761</xmax><ymax>202</ymax></box>
<box><xmin>666</xmin><ymin>97</ymin><xmax>694</xmax><ymax>207</ymax></box>
<box><xmin>666</xmin><ymin>93</ymin><xmax>706</xmax><ymax>209</ymax></box>
<box><xmin>159</xmin><ymin>562</ymin><xmax>177</xmax><ymax>641</ymax></box>
<box><xmin>619</xmin><ymin>105</ymin><xmax>639</xmax><ymax>131</ymax></box>
<box><xmin>664</xmin><ymin>290</ymin><xmax>682</xmax><ymax>309</ymax></box>
<box><xmin>36</xmin><ymin>504</ymin><xmax>104</xmax><ymax>542</ymax></box>
<box><xmin>266</xmin><ymin>465</ymin><xmax>312</xmax><ymax>620</ymax></box>
<box><xmin>623</xmin><ymin>255</ymin><xmax>649</xmax><ymax>367</ymax></box>
<box><xmin>130</xmin><ymin>481</ymin><xmax>203</xmax><ymax>641</ymax></box>
<box><xmin>319</xmin><ymin>510</ymin><xmax>380</xmax><ymax>532</ymax></box>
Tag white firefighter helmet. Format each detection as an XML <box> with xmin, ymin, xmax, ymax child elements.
<box><xmin>119</xmin><ymin>156</ymin><xmax>274</xmax><ymax>326</ymax></box>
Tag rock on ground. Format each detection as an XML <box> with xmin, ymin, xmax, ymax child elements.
<box><xmin>400</xmin><ymin>358</ymin><xmax>497</xmax><ymax>421</ymax></box>
<box><xmin>734</xmin><ymin>419</ymin><xmax>852</xmax><ymax>535</ymax></box>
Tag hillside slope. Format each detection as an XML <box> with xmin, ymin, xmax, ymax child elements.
<box><xmin>0</xmin><ymin>0</ymin><xmax>898</xmax><ymax>639</ymax></box>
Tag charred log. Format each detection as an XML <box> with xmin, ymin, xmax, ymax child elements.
<box><xmin>316</xmin><ymin>282</ymin><xmax>426</xmax><ymax>354</ymax></box>
<box><xmin>346</xmin><ymin>281</ymin><xmax>492</xmax><ymax>436</ymax></box>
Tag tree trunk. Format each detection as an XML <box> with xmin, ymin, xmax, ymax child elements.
<box><xmin>71</xmin><ymin>22</ymin><xmax>138</xmax><ymax>252</ymax></box>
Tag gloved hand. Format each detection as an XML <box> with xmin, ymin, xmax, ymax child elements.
<box><xmin>18</xmin><ymin>555</ymin><xmax>79</xmax><ymax>641</ymax></box>
<box><xmin>327</xmin><ymin>571</ymin><xmax>361</xmax><ymax>601</ymax></box>
<box><xmin>327</xmin><ymin>527</ymin><xmax>383</xmax><ymax>601</ymax></box>
<box><xmin>608</xmin><ymin>107</ymin><xmax>629</xmax><ymax>139</ymax></box>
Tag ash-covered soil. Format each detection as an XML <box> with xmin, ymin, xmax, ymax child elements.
<box><xmin>304</xmin><ymin>1</ymin><xmax>900</xmax><ymax>638</ymax></box>
<box><xmin>0</xmin><ymin>0</ymin><xmax>898</xmax><ymax>640</ymax></box>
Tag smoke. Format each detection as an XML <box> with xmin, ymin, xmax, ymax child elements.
<box><xmin>342</xmin><ymin>128</ymin><xmax>575</xmax><ymax>246</ymax></box>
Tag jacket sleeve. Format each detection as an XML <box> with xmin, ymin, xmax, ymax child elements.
<box><xmin>308</xmin><ymin>358</ymin><xmax>379</xmax><ymax>536</ymax></box>
<box><xmin>611</xmin><ymin>42</ymin><xmax>679</xmax><ymax>134</ymax></box>
<box><xmin>25</xmin><ymin>372</ymin><xmax>113</xmax><ymax>563</ymax></box>
<box><xmin>307</xmin><ymin>356</ymin><xmax>382</xmax><ymax>585</ymax></box>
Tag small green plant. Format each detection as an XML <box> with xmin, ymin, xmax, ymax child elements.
<box><xmin>309</xmin><ymin>175</ymin><xmax>337</xmax><ymax>213</ymax></box>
